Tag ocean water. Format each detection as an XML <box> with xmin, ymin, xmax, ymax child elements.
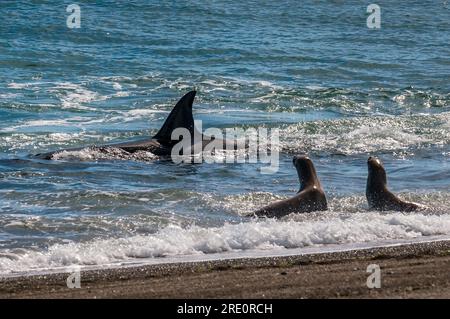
<box><xmin>0</xmin><ymin>1</ymin><xmax>449</xmax><ymax>274</ymax></box>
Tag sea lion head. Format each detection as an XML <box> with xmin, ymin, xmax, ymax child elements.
<box><xmin>293</xmin><ymin>154</ymin><xmax>311</xmax><ymax>166</ymax></box>
<box><xmin>368</xmin><ymin>156</ymin><xmax>383</xmax><ymax>168</ymax></box>
<box><xmin>367</xmin><ymin>156</ymin><xmax>387</xmax><ymax>188</ymax></box>
<box><xmin>293</xmin><ymin>155</ymin><xmax>320</xmax><ymax>190</ymax></box>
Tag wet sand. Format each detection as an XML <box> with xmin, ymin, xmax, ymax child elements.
<box><xmin>1</xmin><ymin>240</ymin><xmax>450</xmax><ymax>299</ymax></box>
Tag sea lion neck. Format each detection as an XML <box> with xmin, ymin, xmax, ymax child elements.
<box><xmin>294</xmin><ymin>158</ymin><xmax>320</xmax><ymax>191</ymax></box>
<box><xmin>367</xmin><ymin>160</ymin><xmax>387</xmax><ymax>191</ymax></box>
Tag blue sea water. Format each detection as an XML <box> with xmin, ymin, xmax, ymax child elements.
<box><xmin>0</xmin><ymin>0</ymin><xmax>449</xmax><ymax>274</ymax></box>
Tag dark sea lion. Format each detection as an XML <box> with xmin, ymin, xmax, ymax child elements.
<box><xmin>366</xmin><ymin>156</ymin><xmax>420</xmax><ymax>212</ymax></box>
<box><xmin>253</xmin><ymin>155</ymin><xmax>328</xmax><ymax>218</ymax></box>
<box><xmin>35</xmin><ymin>91</ymin><xmax>241</xmax><ymax>160</ymax></box>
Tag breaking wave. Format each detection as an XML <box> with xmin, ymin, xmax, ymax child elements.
<box><xmin>1</xmin><ymin>209</ymin><xmax>450</xmax><ymax>274</ymax></box>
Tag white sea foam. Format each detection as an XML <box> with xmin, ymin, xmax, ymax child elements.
<box><xmin>281</xmin><ymin>112</ymin><xmax>450</xmax><ymax>155</ymax></box>
<box><xmin>1</xmin><ymin>211</ymin><xmax>450</xmax><ymax>274</ymax></box>
<box><xmin>0</xmin><ymin>117</ymin><xmax>91</xmax><ymax>133</ymax></box>
<box><xmin>7</xmin><ymin>82</ymin><xmax>32</xmax><ymax>89</ymax></box>
<box><xmin>222</xmin><ymin>77</ymin><xmax>284</xmax><ymax>90</ymax></box>
<box><xmin>112</xmin><ymin>82</ymin><xmax>122</xmax><ymax>90</ymax></box>
<box><xmin>51</xmin><ymin>147</ymin><xmax>159</xmax><ymax>162</ymax></box>
<box><xmin>49</xmin><ymin>82</ymin><xmax>107</xmax><ymax>110</ymax></box>
<box><xmin>114</xmin><ymin>91</ymin><xmax>130</xmax><ymax>97</ymax></box>
<box><xmin>0</xmin><ymin>132</ymin><xmax>111</xmax><ymax>152</ymax></box>
<box><xmin>0</xmin><ymin>93</ymin><xmax>21</xmax><ymax>99</ymax></box>
<box><xmin>110</xmin><ymin>109</ymin><xmax>166</xmax><ymax>123</ymax></box>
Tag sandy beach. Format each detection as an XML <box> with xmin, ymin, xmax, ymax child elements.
<box><xmin>1</xmin><ymin>240</ymin><xmax>450</xmax><ymax>299</ymax></box>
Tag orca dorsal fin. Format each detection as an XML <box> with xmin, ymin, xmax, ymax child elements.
<box><xmin>153</xmin><ymin>91</ymin><xmax>197</xmax><ymax>144</ymax></box>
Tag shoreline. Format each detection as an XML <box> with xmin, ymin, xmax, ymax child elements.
<box><xmin>2</xmin><ymin>239</ymin><xmax>450</xmax><ymax>298</ymax></box>
<box><xmin>4</xmin><ymin>235</ymin><xmax>450</xmax><ymax>279</ymax></box>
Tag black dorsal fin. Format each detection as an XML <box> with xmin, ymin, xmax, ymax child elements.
<box><xmin>153</xmin><ymin>91</ymin><xmax>197</xmax><ymax>144</ymax></box>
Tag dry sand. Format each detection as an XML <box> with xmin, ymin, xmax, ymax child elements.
<box><xmin>1</xmin><ymin>240</ymin><xmax>450</xmax><ymax>299</ymax></box>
